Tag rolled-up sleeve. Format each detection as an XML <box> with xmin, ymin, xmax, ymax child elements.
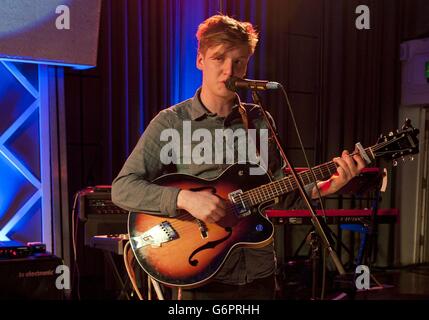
<box><xmin>111</xmin><ymin>110</ymin><xmax>180</xmax><ymax>217</ymax></box>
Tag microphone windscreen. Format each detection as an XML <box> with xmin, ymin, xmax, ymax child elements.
<box><xmin>225</xmin><ymin>76</ymin><xmax>240</xmax><ymax>91</ymax></box>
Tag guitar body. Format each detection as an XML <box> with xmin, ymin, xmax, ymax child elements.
<box><xmin>128</xmin><ymin>162</ymin><xmax>274</xmax><ymax>288</ymax></box>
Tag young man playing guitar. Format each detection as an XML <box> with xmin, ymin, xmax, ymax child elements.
<box><xmin>112</xmin><ymin>14</ymin><xmax>365</xmax><ymax>300</ymax></box>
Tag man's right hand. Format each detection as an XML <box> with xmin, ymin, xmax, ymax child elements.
<box><xmin>177</xmin><ymin>189</ymin><xmax>227</xmax><ymax>224</ymax></box>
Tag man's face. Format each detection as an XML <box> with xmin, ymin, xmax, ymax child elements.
<box><xmin>197</xmin><ymin>43</ymin><xmax>251</xmax><ymax>100</ymax></box>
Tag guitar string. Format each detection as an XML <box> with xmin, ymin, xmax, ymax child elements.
<box><xmin>229</xmin><ymin>136</ymin><xmax>412</xmax><ymax>211</ymax></box>
<box><xmin>237</xmin><ymin>139</ymin><xmax>403</xmax><ymax>205</ymax></box>
<box><xmin>216</xmin><ymin>151</ymin><xmax>338</xmax><ymax>207</ymax></box>
<box><xmin>240</xmin><ymin>161</ymin><xmax>339</xmax><ymax>206</ymax></box>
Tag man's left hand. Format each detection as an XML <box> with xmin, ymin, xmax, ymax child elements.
<box><xmin>311</xmin><ymin>150</ymin><xmax>366</xmax><ymax>198</ymax></box>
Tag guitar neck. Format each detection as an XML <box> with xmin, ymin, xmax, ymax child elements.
<box><xmin>244</xmin><ymin>147</ymin><xmax>374</xmax><ymax>207</ymax></box>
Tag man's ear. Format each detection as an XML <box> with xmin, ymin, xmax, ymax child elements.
<box><xmin>196</xmin><ymin>51</ymin><xmax>204</xmax><ymax>70</ymax></box>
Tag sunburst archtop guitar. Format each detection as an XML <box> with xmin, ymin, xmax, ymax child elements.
<box><xmin>128</xmin><ymin>121</ymin><xmax>419</xmax><ymax>288</ymax></box>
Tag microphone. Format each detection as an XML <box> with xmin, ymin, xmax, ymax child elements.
<box><xmin>225</xmin><ymin>76</ymin><xmax>280</xmax><ymax>91</ymax></box>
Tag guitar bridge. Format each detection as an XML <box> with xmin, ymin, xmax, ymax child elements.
<box><xmin>228</xmin><ymin>189</ymin><xmax>251</xmax><ymax>218</ymax></box>
<box><xmin>131</xmin><ymin>221</ymin><xmax>178</xmax><ymax>249</ymax></box>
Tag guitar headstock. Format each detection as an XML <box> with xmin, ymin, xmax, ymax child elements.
<box><xmin>372</xmin><ymin>119</ymin><xmax>420</xmax><ymax>165</ymax></box>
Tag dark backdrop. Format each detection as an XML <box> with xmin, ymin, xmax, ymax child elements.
<box><xmin>64</xmin><ymin>0</ymin><xmax>412</xmax><ymax>204</ymax></box>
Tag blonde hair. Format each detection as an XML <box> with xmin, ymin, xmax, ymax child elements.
<box><xmin>196</xmin><ymin>15</ymin><xmax>259</xmax><ymax>54</ymax></box>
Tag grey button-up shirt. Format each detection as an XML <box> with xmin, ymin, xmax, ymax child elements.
<box><xmin>112</xmin><ymin>89</ymin><xmax>305</xmax><ymax>285</ymax></box>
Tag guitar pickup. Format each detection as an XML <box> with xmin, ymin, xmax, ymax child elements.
<box><xmin>196</xmin><ymin>219</ymin><xmax>208</xmax><ymax>239</ymax></box>
<box><xmin>228</xmin><ymin>189</ymin><xmax>251</xmax><ymax>218</ymax></box>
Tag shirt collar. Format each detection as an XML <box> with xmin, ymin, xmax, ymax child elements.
<box><xmin>189</xmin><ymin>88</ymin><xmax>211</xmax><ymax>120</ymax></box>
<box><xmin>189</xmin><ymin>88</ymin><xmax>242</xmax><ymax>121</ymax></box>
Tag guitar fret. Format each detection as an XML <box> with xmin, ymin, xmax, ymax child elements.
<box><xmin>253</xmin><ymin>190</ymin><xmax>259</xmax><ymax>204</ymax></box>
<box><xmin>272</xmin><ymin>182</ymin><xmax>278</xmax><ymax>198</ymax></box>
<box><xmin>282</xmin><ymin>179</ymin><xmax>288</xmax><ymax>193</ymax></box>
<box><xmin>257</xmin><ymin>187</ymin><xmax>263</xmax><ymax>203</ymax></box>
<box><xmin>264</xmin><ymin>185</ymin><xmax>270</xmax><ymax>201</ymax></box>
<box><xmin>327</xmin><ymin>162</ymin><xmax>334</xmax><ymax>176</ymax></box>
<box><xmin>243</xmin><ymin>194</ymin><xmax>251</xmax><ymax>209</ymax></box>
<box><xmin>249</xmin><ymin>192</ymin><xmax>258</xmax><ymax>205</ymax></box>
<box><xmin>319</xmin><ymin>165</ymin><xmax>327</xmax><ymax>180</ymax></box>
<box><xmin>306</xmin><ymin>169</ymin><xmax>315</xmax><ymax>185</ymax></box>
<box><xmin>260</xmin><ymin>186</ymin><xmax>267</xmax><ymax>203</ymax></box>
<box><xmin>254</xmin><ymin>189</ymin><xmax>260</xmax><ymax>204</ymax></box>
<box><xmin>259</xmin><ymin>186</ymin><xmax>266</xmax><ymax>202</ymax></box>
<box><xmin>275</xmin><ymin>180</ymin><xmax>282</xmax><ymax>197</ymax></box>
<box><xmin>270</xmin><ymin>183</ymin><xmax>276</xmax><ymax>199</ymax></box>
<box><xmin>301</xmin><ymin>172</ymin><xmax>308</xmax><ymax>185</ymax></box>
<box><xmin>287</xmin><ymin>177</ymin><xmax>294</xmax><ymax>192</ymax></box>
<box><xmin>306</xmin><ymin>172</ymin><xmax>311</xmax><ymax>185</ymax></box>
<box><xmin>262</xmin><ymin>185</ymin><xmax>268</xmax><ymax>202</ymax></box>
<box><xmin>267</xmin><ymin>185</ymin><xmax>272</xmax><ymax>201</ymax></box>
<box><xmin>316</xmin><ymin>166</ymin><xmax>322</xmax><ymax>178</ymax></box>
<box><xmin>275</xmin><ymin>182</ymin><xmax>281</xmax><ymax>196</ymax></box>
<box><xmin>279</xmin><ymin>180</ymin><xmax>285</xmax><ymax>194</ymax></box>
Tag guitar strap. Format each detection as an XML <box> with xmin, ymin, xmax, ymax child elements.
<box><xmin>238</xmin><ymin>103</ymin><xmax>256</xmax><ymax>152</ymax></box>
<box><xmin>238</xmin><ymin>103</ymin><xmax>275</xmax><ymax>178</ymax></box>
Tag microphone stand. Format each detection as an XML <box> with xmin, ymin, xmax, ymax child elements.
<box><xmin>250</xmin><ymin>90</ymin><xmax>346</xmax><ymax>282</ymax></box>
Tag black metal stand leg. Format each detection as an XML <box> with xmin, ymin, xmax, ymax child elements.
<box><xmin>309</xmin><ymin>231</ymin><xmax>321</xmax><ymax>300</ymax></box>
<box><xmin>104</xmin><ymin>251</ymin><xmax>131</xmax><ymax>300</ymax></box>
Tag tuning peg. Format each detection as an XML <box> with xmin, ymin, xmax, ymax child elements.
<box><xmin>401</xmin><ymin>156</ymin><xmax>406</xmax><ymax>162</ymax></box>
<box><xmin>389</xmin><ymin>131</ymin><xmax>394</xmax><ymax>136</ymax></box>
<box><xmin>409</xmin><ymin>156</ymin><xmax>415</xmax><ymax>161</ymax></box>
<box><xmin>393</xmin><ymin>160</ymin><xmax>398</xmax><ymax>167</ymax></box>
<box><xmin>402</xmin><ymin>118</ymin><xmax>414</xmax><ymax>130</ymax></box>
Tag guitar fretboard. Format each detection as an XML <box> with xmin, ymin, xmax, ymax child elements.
<box><xmin>239</xmin><ymin>146</ymin><xmax>374</xmax><ymax>207</ymax></box>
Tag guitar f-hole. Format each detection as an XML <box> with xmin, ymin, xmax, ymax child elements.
<box><xmin>188</xmin><ymin>227</ymin><xmax>232</xmax><ymax>267</ymax></box>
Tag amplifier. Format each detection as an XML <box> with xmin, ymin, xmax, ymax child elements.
<box><xmin>77</xmin><ymin>186</ymin><xmax>128</xmax><ymax>246</ymax></box>
<box><xmin>0</xmin><ymin>254</ymin><xmax>65</xmax><ymax>299</ymax></box>
<box><xmin>0</xmin><ymin>241</ymin><xmax>46</xmax><ymax>259</ymax></box>
<box><xmin>89</xmin><ymin>234</ymin><xmax>129</xmax><ymax>255</ymax></box>
<box><xmin>78</xmin><ymin>185</ymin><xmax>128</xmax><ymax>221</ymax></box>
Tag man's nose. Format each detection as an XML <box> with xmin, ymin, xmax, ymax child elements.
<box><xmin>223</xmin><ymin>59</ymin><xmax>234</xmax><ymax>77</ymax></box>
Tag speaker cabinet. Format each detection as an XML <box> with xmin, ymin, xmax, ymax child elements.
<box><xmin>0</xmin><ymin>254</ymin><xmax>65</xmax><ymax>300</ymax></box>
<box><xmin>0</xmin><ymin>0</ymin><xmax>102</xmax><ymax>67</ymax></box>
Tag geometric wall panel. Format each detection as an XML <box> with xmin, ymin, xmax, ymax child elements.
<box><xmin>7</xmin><ymin>198</ymin><xmax>42</xmax><ymax>244</ymax></box>
<box><xmin>8</xmin><ymin>62</ymin><xmax>39</xmax><ymax>91</ymax></box>
<box><xmin>5</xmin><ymin>108</ymin><xmax>41</xmax><ymax>180</ymax></box>
<box><xmin>0</xmin><ymin>60</ymin><xmax>42</xmax><ymax>242</ymax></box>
<box><xmin>0</xmin><ymin>153</ymin><xmax>37</xmax><ymax>223</ymax></box>
<box><xmin>0</xmin><ymin>62</ymin><xmax>36</xmax><ymax>135</ymax></box>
